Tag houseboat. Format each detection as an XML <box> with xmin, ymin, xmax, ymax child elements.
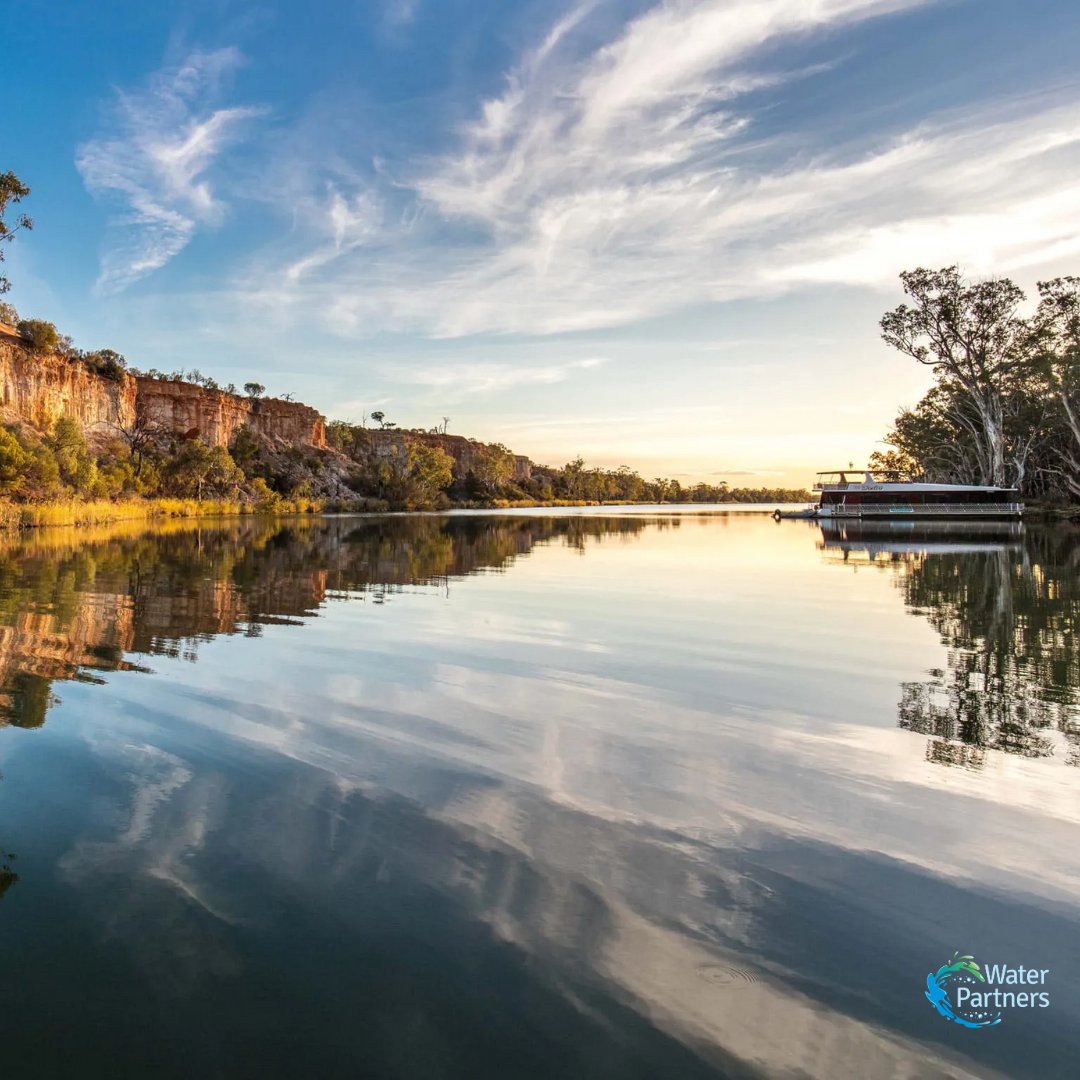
<box><xmin>775</xmin><ymin>470</ymin><xmax>1023</xmax><ymax>520</ymax></box>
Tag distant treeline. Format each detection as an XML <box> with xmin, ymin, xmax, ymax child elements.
<box><xmin>510</xmin><ymin>457</ymin><xmax>808</xmax><ymax>505</ymax></box>
<box><xmin>326</xmin><ymin>421</ymin><xmax>809</xmax><ymax>506</ymax></box>
<box><xmin>875</xmin><ymin>267</ymin><xmax>1080</xmax><ymax>503</ymax></box>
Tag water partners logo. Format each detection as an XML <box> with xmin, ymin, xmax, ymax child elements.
<box><xmin>925</xmin><ymin>952</ymin><xmax>1050</xmax><ymax>1029</ymax></box>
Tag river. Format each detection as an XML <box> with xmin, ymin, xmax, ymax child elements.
<box><xmin>0</xmin><ymin>509</ymin><xmax>1076</xmax><ymax>1078</ymax></box>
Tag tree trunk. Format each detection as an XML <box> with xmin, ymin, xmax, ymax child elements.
<box><xmin>971</xmin><ymin>389</ymin><xmax>1006</xmax><ymax>486</ymax></box>
<box><xmin>1059</xmin><ymin>391</ymin><xmax>1080</xmax><ymax>496</ymax></box>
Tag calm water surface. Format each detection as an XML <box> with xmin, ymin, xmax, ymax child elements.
<box><xmin>0</xmin><ymin>510</ymin><xmax>1077</xmax><ymax>1078</ymax></box>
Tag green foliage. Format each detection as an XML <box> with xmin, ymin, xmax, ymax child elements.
<box><xmin>1030</xmin><ymin>277</ymin><xmax>1080</xmax><ymax>499</ymax></box>
<box><xmin>0</xmin><ymin>300</ymin><xmax>18</xmax><ymax>325</ymax></box>
<box><xmin>230</xmin><ymin>425</ymin><xmax>261</xmax><ymax>471</ymax></box>
<box><xmin>82</xmin><ymin>348</ymin><xmax>128</xmax><ymax>381</ymax></box>
<box><xmin>0</xmin><ymin>425</ymin><xmax>61</xmax><ymax>499</ymax></box>
<box><xmin>405</xmin><ymin>443</ymin><xmax>454</xmax><ymax>506</ymax></box>
<box><xmin>0</xmin><ymin>170</ymin><xmax>32</xmax><ymax>295</ymax></box>
<box><xmin>0</xmin><ymin>428</ymin><xmax>28</xmax><ymax>492</ymax></box>
<box><xmin>881</xmin><ymin>267</ymin><xmax>1029</xmax><ymax>488</ymax></box>
<box><xmin>326</xmin><ymin>420</ymin><xmax>371</xmax><ymax>459</ymax></box>
<box><xmin>879</xmin><ymin>266</ymin><xmax>1080</xmax><ymax>501</ymax></box>
<box><xmin>469</xmin><ymin>442</ymin><xmax>514</xmax><ymax>494</ymax></box>
<box><xmin>244</xmin><ymin>382</ymin><xmax>265</xmax><ymax>399</ymax></box>
<box><xmin>95</xmin><ymin>458</ymin><xmax>138</xmax><ymax>498</ymax></box>
<box><xmin>248</xmin><ymin>477</ymin><xmax>283</xmax><ymax>511</ymax></box>
<box><xmin>162</xmin><ymin>440</ymin><xmax>245</xmax><ymax>499</ymax></box>
<box><xmin>50</xmin><ymin>417</ymin><xmax>97</xmax><ymax>493</ymax></box>
<box><xmin>16</xmin><ymin>318</ymin><xmax>59</xmax><ymax>351</ymax></box>
<box><xmin>358</xmin><ymin>442</ymin><xmax>454</xmax><ymax>508</ymax></box>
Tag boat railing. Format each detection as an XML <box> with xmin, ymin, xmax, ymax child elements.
<box><xmin>823</xmin><ymin>503</ymin><xmax>1024</xmax><ymax>515</ymax></box>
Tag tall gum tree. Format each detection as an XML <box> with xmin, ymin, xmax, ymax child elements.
<box><xmin>881</xmin><ymin>267</ymin><xmax>1028</xmax><ymax>487</ymax></box>
<box><xmin>1032</xmin><ymin>277</ymin><xmax>1080</xmax><ymax>498</ymax></box>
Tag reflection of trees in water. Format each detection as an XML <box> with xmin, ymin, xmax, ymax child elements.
<box><xmin>893</xmin><ymin>529</ymin><xmax>1080</xmax><ymax>768</ymax></box>
<box><xmin>0</xmin><ymin>514</ymin><xmax>649</xmax><ymax>730</ymax></box>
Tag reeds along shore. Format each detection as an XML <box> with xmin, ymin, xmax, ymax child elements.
<box><xmin>0</xmin><ymin>496</ymin><xmax>325</xmax><ymax>531</ymax></box>
<box><xmin>0</xmin><ymin>494</ymin><xmax>825</xmax><ymax>531</ymax></box>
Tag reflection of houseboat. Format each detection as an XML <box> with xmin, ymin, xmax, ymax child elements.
<box><xmin>779</xmin><ymin>470</ymin><xmax>1023</xmax><ymax>519</ymax></box>
<box><xmin>817</xmin><ymin>518</ymin><xmax>1023</xmax><ymax>562</ymax></box>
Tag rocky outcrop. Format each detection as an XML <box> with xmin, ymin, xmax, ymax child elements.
<box><xmin>0</xmin><ymin>323</ymin><xmax>325</xmax><ymax>450</ymax></box>
<box><xmin>136</xmin><ymin>377</ymin><xmax>326</xmax><ymax>449</ymax></box>
<box><xmin>366</xmin><ymin>430</ymin><xmax>532</xmax><ymax>482</ymax></box>
<box><xmin>0</xmin><ymin>325</ymin><xmax>136</xmax><ymax>440</ymax></box>
<box><xmin>0</xmin><ymin>324</ymin><xmax>535</xmax><ymax>477</ymax></box>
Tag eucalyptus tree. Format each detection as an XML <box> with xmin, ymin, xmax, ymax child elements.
<box><xmin>1031</xmin><ymin>277</ymin><xmax>1080</xmax><ymax>498</ymax></box>
<box><xmin>881</xmin><ymin>267</ymin><xmax>1029</xmax><ymax>486</ymax></box>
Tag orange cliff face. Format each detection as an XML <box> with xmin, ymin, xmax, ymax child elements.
<box><xmin>0</xmin><ymin>324</ymin><xmax>137</xmax><ymax>439</ymax></box>
<box><xmin>0</xmin><ymin>322</ymin><xmax>325</xmax><ymax>450</ymax></box>
<box><xmin>135</xmin><ymin>377</ymin><xmax>326</xmax><ymax>450</ymax></box>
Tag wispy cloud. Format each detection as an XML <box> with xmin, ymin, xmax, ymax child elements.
<box><xmin>393</xmin><ymin>357</ymin><xmax>607</xmax><ymax>397</ymax></box>
<box><xmin>231</xmin><ymin>0</ymin><xmax>1080</xmax><ymax>343</ymax></box>
<box><xmin>77</xmin><ymin>48</ymin><xmax>263</xmax><ymax>293</ymax></box>
<box><xmin>382</xmin><ymin>0</ymin><xmax>421</xmax><ymax>28</ymax></box>
<box><xmin>283</xmin><ymin>186</ymin><xmax>382</xmax><ymax>283</ymax></box>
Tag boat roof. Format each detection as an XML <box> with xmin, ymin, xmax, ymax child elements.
<box><xmin>814</xmin><ymin>469</ymin><xmax>1017</xmax><ymax>492</ymax></box>
<box><xmin>819</xmin><ymin>482</ymin><xmax>1018</xmax><ymax>491</ymax></box>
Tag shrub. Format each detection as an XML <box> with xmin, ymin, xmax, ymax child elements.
<box><xmin>16</xmin><ymin>318</ymin><xmax>59</xmax><ymax>351</ymax></box>
<box><xmin>162</xmin><ymin>440</ymin><xmax>244</xmax><ymax>498</ymax></box>
<box><xmin>50</xmin><ymin>417</ymin><xmax>97</xmax><ymax>493</ymax></box>
<box><xmin>0</xmin><ymin>426</ymin><xmax>28</xmax><ymax>492</ymax></box>
<box><xmin>83</xmin><ymin>348</ymin><xmax>128</xmax><ymax>381</ymax></box>
<box><xmin>249</xmin><ymin>477</ymin><xmax>283</xmax><ymax>512</ymax></box>
<box><xmin>0</xmin><ymin>424</ymin><xmax>61</xmax><ymax>499</ymax></box>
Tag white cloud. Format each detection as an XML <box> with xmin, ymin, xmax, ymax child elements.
<box><xmin>283</xmin><ymin>187</ymin><xmax>383</xmax><ymax>283</ymax></box>
<box><xmin>77</xmin><ymin>48</ymin><xmax>263</xmax><ymax>293</ymax></box>
<box><xmin>393</xmin><ymin>356</ymin><xmax>608</xmax><ymax>397</ymax></box>
<box><xmin>232</xmin><ymin>0</ymin><xmax>1080</xmax><ymax>342</ymax></box>
<box><xmin>382</xmin><ymin>0</ymin><xmax>421</xmax><ymax>30</ymax></box>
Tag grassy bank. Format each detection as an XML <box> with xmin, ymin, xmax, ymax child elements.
<box><xmin>0</xmin><ymin>493</ymin><xmax>832</xmax><ymax>530</ymax></box>
<box><xmin>0</xmin><ymin>495</ymin><xmax>324</xmax><ymax>530</ymax></box>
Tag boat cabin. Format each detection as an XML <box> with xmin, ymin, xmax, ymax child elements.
<box><xmin>811</xmin><ymin>470</ymin><xmax>1022</xmax><ymax>518</ymax></box>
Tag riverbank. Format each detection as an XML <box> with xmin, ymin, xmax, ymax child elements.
<box><xmin>0</xmin><ymin>493</ymin><xmax>821</xmax><ymax>530</ymax></box>
<box><xmin>0</xmin><ymin>496</ymin><xmax>323</xmax><ymax>530</ymax></box>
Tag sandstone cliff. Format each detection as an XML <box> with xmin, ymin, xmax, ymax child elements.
<box><xmin>0</xmin><ymin>322</ymin><xmax>325</xmax><ymax>450</ymax></box>
<box><xmin>0</xmin><ymin>324</ymin><xmax>136</xmax><ymax>439</ymax></box>
<box><xmin>0</xmin><ymin>323</ymin><xmax>534</xmax><ymax>481</ymax></box>
<box><xmin>136</xmin><ymin>377</ymin><xmax>326</xmax><ymax>449</ymax></box>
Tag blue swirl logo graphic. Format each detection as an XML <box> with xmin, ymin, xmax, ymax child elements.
<box><xmin>925</xmin><ymin>953</ymin><xmax>1002</xmax><ymax>1029</ymax></box>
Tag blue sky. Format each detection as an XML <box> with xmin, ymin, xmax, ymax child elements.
<box><xmin>4</xmin><ymin>0</ymin><xmax>1080</xmax><ymax>483</ymax></box>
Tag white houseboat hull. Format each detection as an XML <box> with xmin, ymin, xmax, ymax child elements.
<box><xmin>816</xmin><ymin>503</ymin><xmax>1023</xmax><ymax>519</ymax></box>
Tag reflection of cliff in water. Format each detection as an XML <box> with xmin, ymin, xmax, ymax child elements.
<box><xmin>0</xmin><ymin>515</ymin><xmax>648</xmax><ymax>729</ymax></box>
<box><xmin>818</xmin><ymin>520</ymin><xmax>1080</xmax><ymax>769</ymax></box>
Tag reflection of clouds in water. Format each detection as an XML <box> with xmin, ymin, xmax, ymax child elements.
<box><xmin>98</xmin><ymin>586</ymin><xmax>1080</xmax><ymax>916</ymax></box>
<box><xmin>55</xmin><ymin>742</ymin><xmax>246</xmax><ymax>994</ymax></box>
<box><xmin>54</xmin><ymin>731</ymin><xmax>998</xmax><ymax>1079</ymax></box>
<box><xmin>2</xmin><ymin>513</ymin><xmax>1077</xmax><ymax>1075</ymax></box>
